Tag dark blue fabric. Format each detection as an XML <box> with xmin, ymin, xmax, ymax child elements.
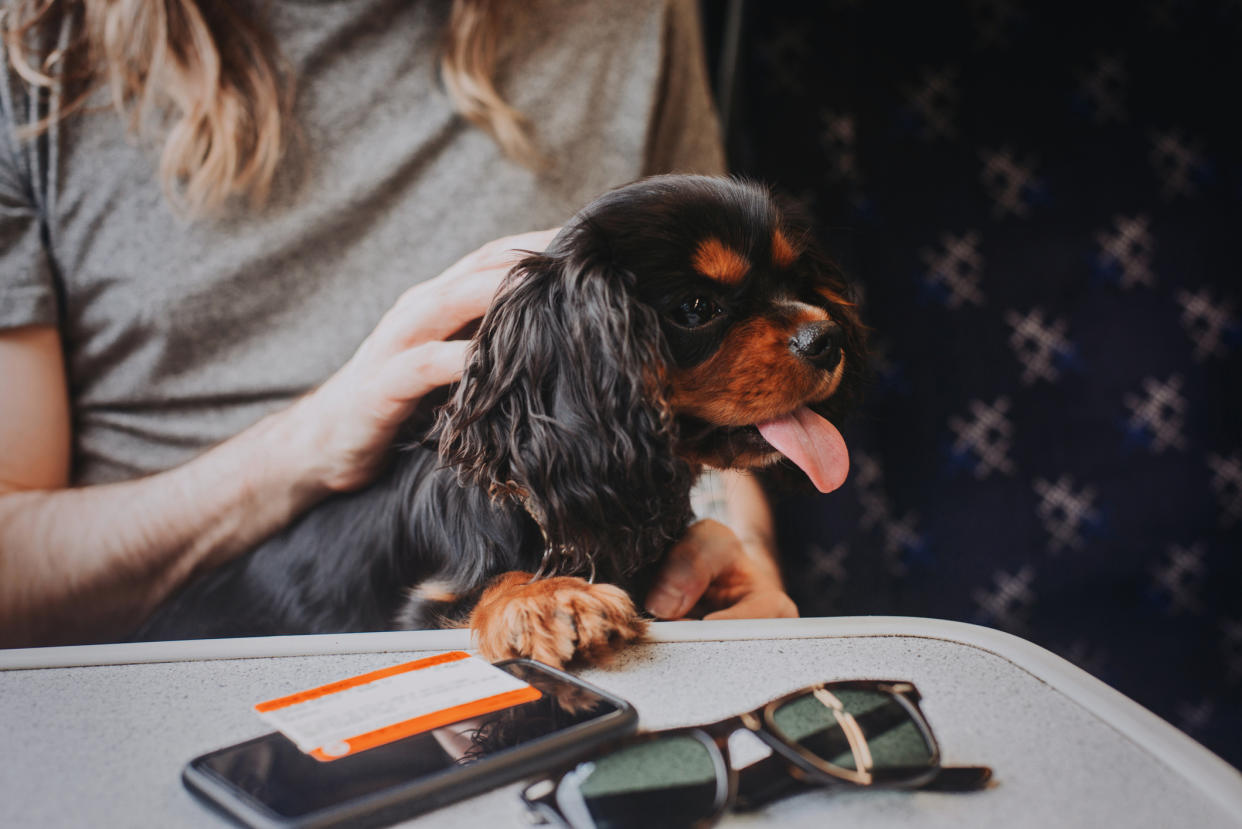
<box><xmin>716</xmin><ymin>0</ymin><xmax>1242</xmax><ymax>767</ymax></box>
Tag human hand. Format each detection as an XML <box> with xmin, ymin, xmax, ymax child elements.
<box><xmin>283</xmin><ymin>228</ymin><xmax>560</xmax><ymax>493</ymax></box>
<box><xmin>644</xmin><ymin>519</ymin><xmax>799</xmax><ymax>621</ymax></box>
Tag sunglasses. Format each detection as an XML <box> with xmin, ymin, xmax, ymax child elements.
<box><xmin>521</xmin><ymin>680</ymin><xmax>992</xmax><ymax>828</ymax></box>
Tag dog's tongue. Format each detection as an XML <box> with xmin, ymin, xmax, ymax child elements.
<box><xmin>756</xmin><ymin>408</ymin><xmax>849</xmax><ymax>493</ymax></box>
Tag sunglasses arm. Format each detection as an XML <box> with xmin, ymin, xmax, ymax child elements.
<box><xmin>732</xmin><ymin>755</ymin><xmax>994</xmax><ymax>811</ymax></box>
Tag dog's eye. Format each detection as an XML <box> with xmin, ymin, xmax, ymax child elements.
<box><xmin>671</xmin><ymin>297</ymin><xmax>724</xmax><ymax>328</ymax></box>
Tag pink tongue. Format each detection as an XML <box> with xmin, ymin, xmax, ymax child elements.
<box><xmin>756</xmin><ymin>408</ymin><xmax>850</xmax><ymax>493</ymax></box>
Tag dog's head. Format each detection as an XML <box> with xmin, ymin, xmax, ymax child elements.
<box><xmin>437</xmin><ymin>175</ymin><xmax>865</xmax><ymax>577</ymax></box>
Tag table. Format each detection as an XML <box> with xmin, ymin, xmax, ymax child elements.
<box><xmin>2</xmin><ymin>617</ymin><xmax>1240</xmax><ymax>828</ymax></box>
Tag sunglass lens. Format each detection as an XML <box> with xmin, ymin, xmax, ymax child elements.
<box><xmin>770</xmin><ymin>689</ymin><xmax>934</xmax><ymax>777</ymax></box>
<box><xmin>560</xmin><ymin>734</ymin><xmax>722</xmax><ymax>829</ymax></box>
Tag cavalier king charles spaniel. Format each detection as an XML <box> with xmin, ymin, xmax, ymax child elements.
<box><xmin>135</xmin><ymin>175</ymin><xmax>865</xmax><ymax>666</ymax></box>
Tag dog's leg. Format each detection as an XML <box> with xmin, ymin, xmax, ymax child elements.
<box><xmin>393</xmin><ymin>578</ymin><xmax>483</xmax><ymax>630</ymax></box>
<box><xmin>468</xmin><ymin>571</ymin><xmax>648</xmax><ymax>668</ymax></box>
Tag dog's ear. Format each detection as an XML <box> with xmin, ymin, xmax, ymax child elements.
<box><xmin>436</xmin><ymin>245</ymin><xmax>694</xmax><ymax>578</ymax></box>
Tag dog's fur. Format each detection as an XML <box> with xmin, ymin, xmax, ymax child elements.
<box><xmin>134</xmin><ymin>175</ymin><xmax>865</xmax><ymax>665</ymax></box>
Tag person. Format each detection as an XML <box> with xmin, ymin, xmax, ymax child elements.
<box><xmin>0</xmin><ymin>0</ymin><xmax>797</xmax><ymax>648</ymax></box>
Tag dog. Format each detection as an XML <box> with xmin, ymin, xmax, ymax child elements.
<box><xmin>134</xmin><ymin>175</ymin><xmax>865</xmax><ymax>666</ymax></box>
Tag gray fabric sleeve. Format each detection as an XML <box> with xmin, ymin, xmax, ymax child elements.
<box><xmin>0</xmin><ymin>73</ymin><xmax>57</xmax><ymax>331</ymax></box>
<box><xmin>0</xmin><ymin>169</ymin><xmax>56</xmax><ymax>330</ymax></box>
<box><xmin>643</xmin><ymin>0</ymin><xmax>727</xmax><ymax>177</ymax></box>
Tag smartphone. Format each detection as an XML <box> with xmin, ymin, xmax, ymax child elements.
<box><xmin>182</xmin><ymin>659</ymin><xmax>637</xmax><ymax>828</ymax></box>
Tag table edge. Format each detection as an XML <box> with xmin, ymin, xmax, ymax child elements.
<box><xmin>3</xmin><ymin>616</ymin><xmax>1240</xmax><ymax>819</ymax></box>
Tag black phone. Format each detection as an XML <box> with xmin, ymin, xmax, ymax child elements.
<box><xmin>182</xmin><ymin>659</ymin><xmax>637</xmax><ymax>828</ymax></box>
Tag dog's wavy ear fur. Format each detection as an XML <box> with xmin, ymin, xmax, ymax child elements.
<box><xmin>435</xmin><ymin>234</ymin><xmax>695</xmax><ymax>579</ymax></box>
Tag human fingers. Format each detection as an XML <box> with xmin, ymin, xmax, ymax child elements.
<box><xmin>359</xmin><ymin>228</ymin><xmax>560</xmax><ymax>392</ymax></box>
<box><xmin>360</xmin><ymin>340</ymin><xmax>472</xmax><ymax>426</ymax></box>
<box><xmin>442</xmin><ymin>228</ymin><xmax>562</xmax><ymax>278</ymax></box>
<box><xmin>394</xmin><ymin>228</ymin><xmax>561</xmax><ymax>316</ymax></box>
<box><xmin>367</xmin><ymin>264</ymin><xmax>508</xmax><ymax>357</ymax></box>
<box><xmin>377</xmin><ymin>229</ymin><xmax>562</xmax><ymax>351</ymax></box>
<box><xmin>644</xmin><ymin>520</ymin><xmax>736</xmax><ymax>619</ymax></box>
<box><xmin>294</xmin><ymin>338</ymin><xmax>473</xmax><ymax>493</ymax></box>
<box><xmin>294</xmin><ymin>230</ymin><xmax>561</xmax><ymax>493</ymax></box>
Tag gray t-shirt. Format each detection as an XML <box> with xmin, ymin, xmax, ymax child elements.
<box><xmin>0</xmin><ymin>0</ymin><xmax>725</xmax><ymax>485</ymax></box>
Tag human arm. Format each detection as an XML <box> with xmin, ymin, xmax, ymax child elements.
<box><xmin>644</xmin><ymin>469</ymin><xmax>798</xmax><ymax>621</ymax></box>
<box><xmin>0</xmin><ymin>230</ymin><xmax>558</xmax><ymax>647</ymax></box>
<box><xmin>0</xmin><ymin>333</ymin><xmax>342</xmax><ymax>645</ymax></box>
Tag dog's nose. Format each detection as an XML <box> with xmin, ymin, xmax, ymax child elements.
<box><xmin>790</xmin><ymin>320</ymin><xmax>842</xmax><ymax>370</ymax></box>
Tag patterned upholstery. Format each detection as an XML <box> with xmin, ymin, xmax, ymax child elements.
<box><xmin>709</xmin><ymin>0</ymin><xmax>1242</xmax><ymax>767</ymax></box>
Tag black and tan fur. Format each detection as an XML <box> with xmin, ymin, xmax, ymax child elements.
<box><xmin>135</xmin><ymin>175</ymin><xmax>866</xmax><ymax>666</ymax></box>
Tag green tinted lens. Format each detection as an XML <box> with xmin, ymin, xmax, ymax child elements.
<box><xmin>566</xmin><ymin>734</ymin><xmax>721</xmax><ymax>829</ymax></box>
<box><xmin>771</xmin><ymin>688</ymin><xmax>934</xmax><ymax>775</ymax></box>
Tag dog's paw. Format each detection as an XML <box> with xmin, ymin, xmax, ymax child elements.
<box><xmin>469</xmin><ymin>571</ymin><xmax>648</xmax><ymax>668</ymax></box>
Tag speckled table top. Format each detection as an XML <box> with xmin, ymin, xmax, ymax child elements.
<box><xmin>1</xmin><ymin>618</ymin><xmax>1239</xmax><ymax>828</ymax></box>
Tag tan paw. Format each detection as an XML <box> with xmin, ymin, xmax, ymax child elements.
<box><xmin>469</xmin><ymin>571</ymin><xmax>648</xmax><ymax>668</ymax></box>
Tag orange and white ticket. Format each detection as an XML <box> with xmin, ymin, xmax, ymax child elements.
<box><xmin>254</xmin><ymin>651</ymin><xmax>541</xmax><ymax>762</ymax></box>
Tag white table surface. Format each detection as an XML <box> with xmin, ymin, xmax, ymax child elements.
<box><xmin>2</xmin><ymin>617</ymin><xmax>1240</xmax><ymax>828</ymax></box>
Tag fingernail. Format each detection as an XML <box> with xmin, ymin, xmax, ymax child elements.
<box><xmin>645</xmin><ymin>587</ymin><xmax>684</xmax><ymax>619</ymax></box>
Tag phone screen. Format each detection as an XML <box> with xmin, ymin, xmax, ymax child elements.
<box><xmin>189</xmin><ymin>660</ymin><xmax>629</xmax><ymax>821</ymax></box>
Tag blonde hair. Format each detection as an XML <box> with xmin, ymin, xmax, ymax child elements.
<box><xmin>2</xmin><ymin>0</ymin><xmax>539</xmax><ymax>215</ymax></box>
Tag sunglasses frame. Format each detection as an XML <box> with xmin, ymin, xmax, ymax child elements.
<box><xmin>521</xmin><ymin>679</ymin><xmax>945</xmax><ymax>829</ymax></box>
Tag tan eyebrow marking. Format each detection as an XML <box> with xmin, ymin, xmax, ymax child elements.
<box><xmin>772</xmin><ymin>228</ymin><xmax>797</xmax><ymax>267</ymax></box>
<box><xmin>693</xmin><ymin>237</ymin><xmax>751</xmax><ymax>284</ymax></box>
